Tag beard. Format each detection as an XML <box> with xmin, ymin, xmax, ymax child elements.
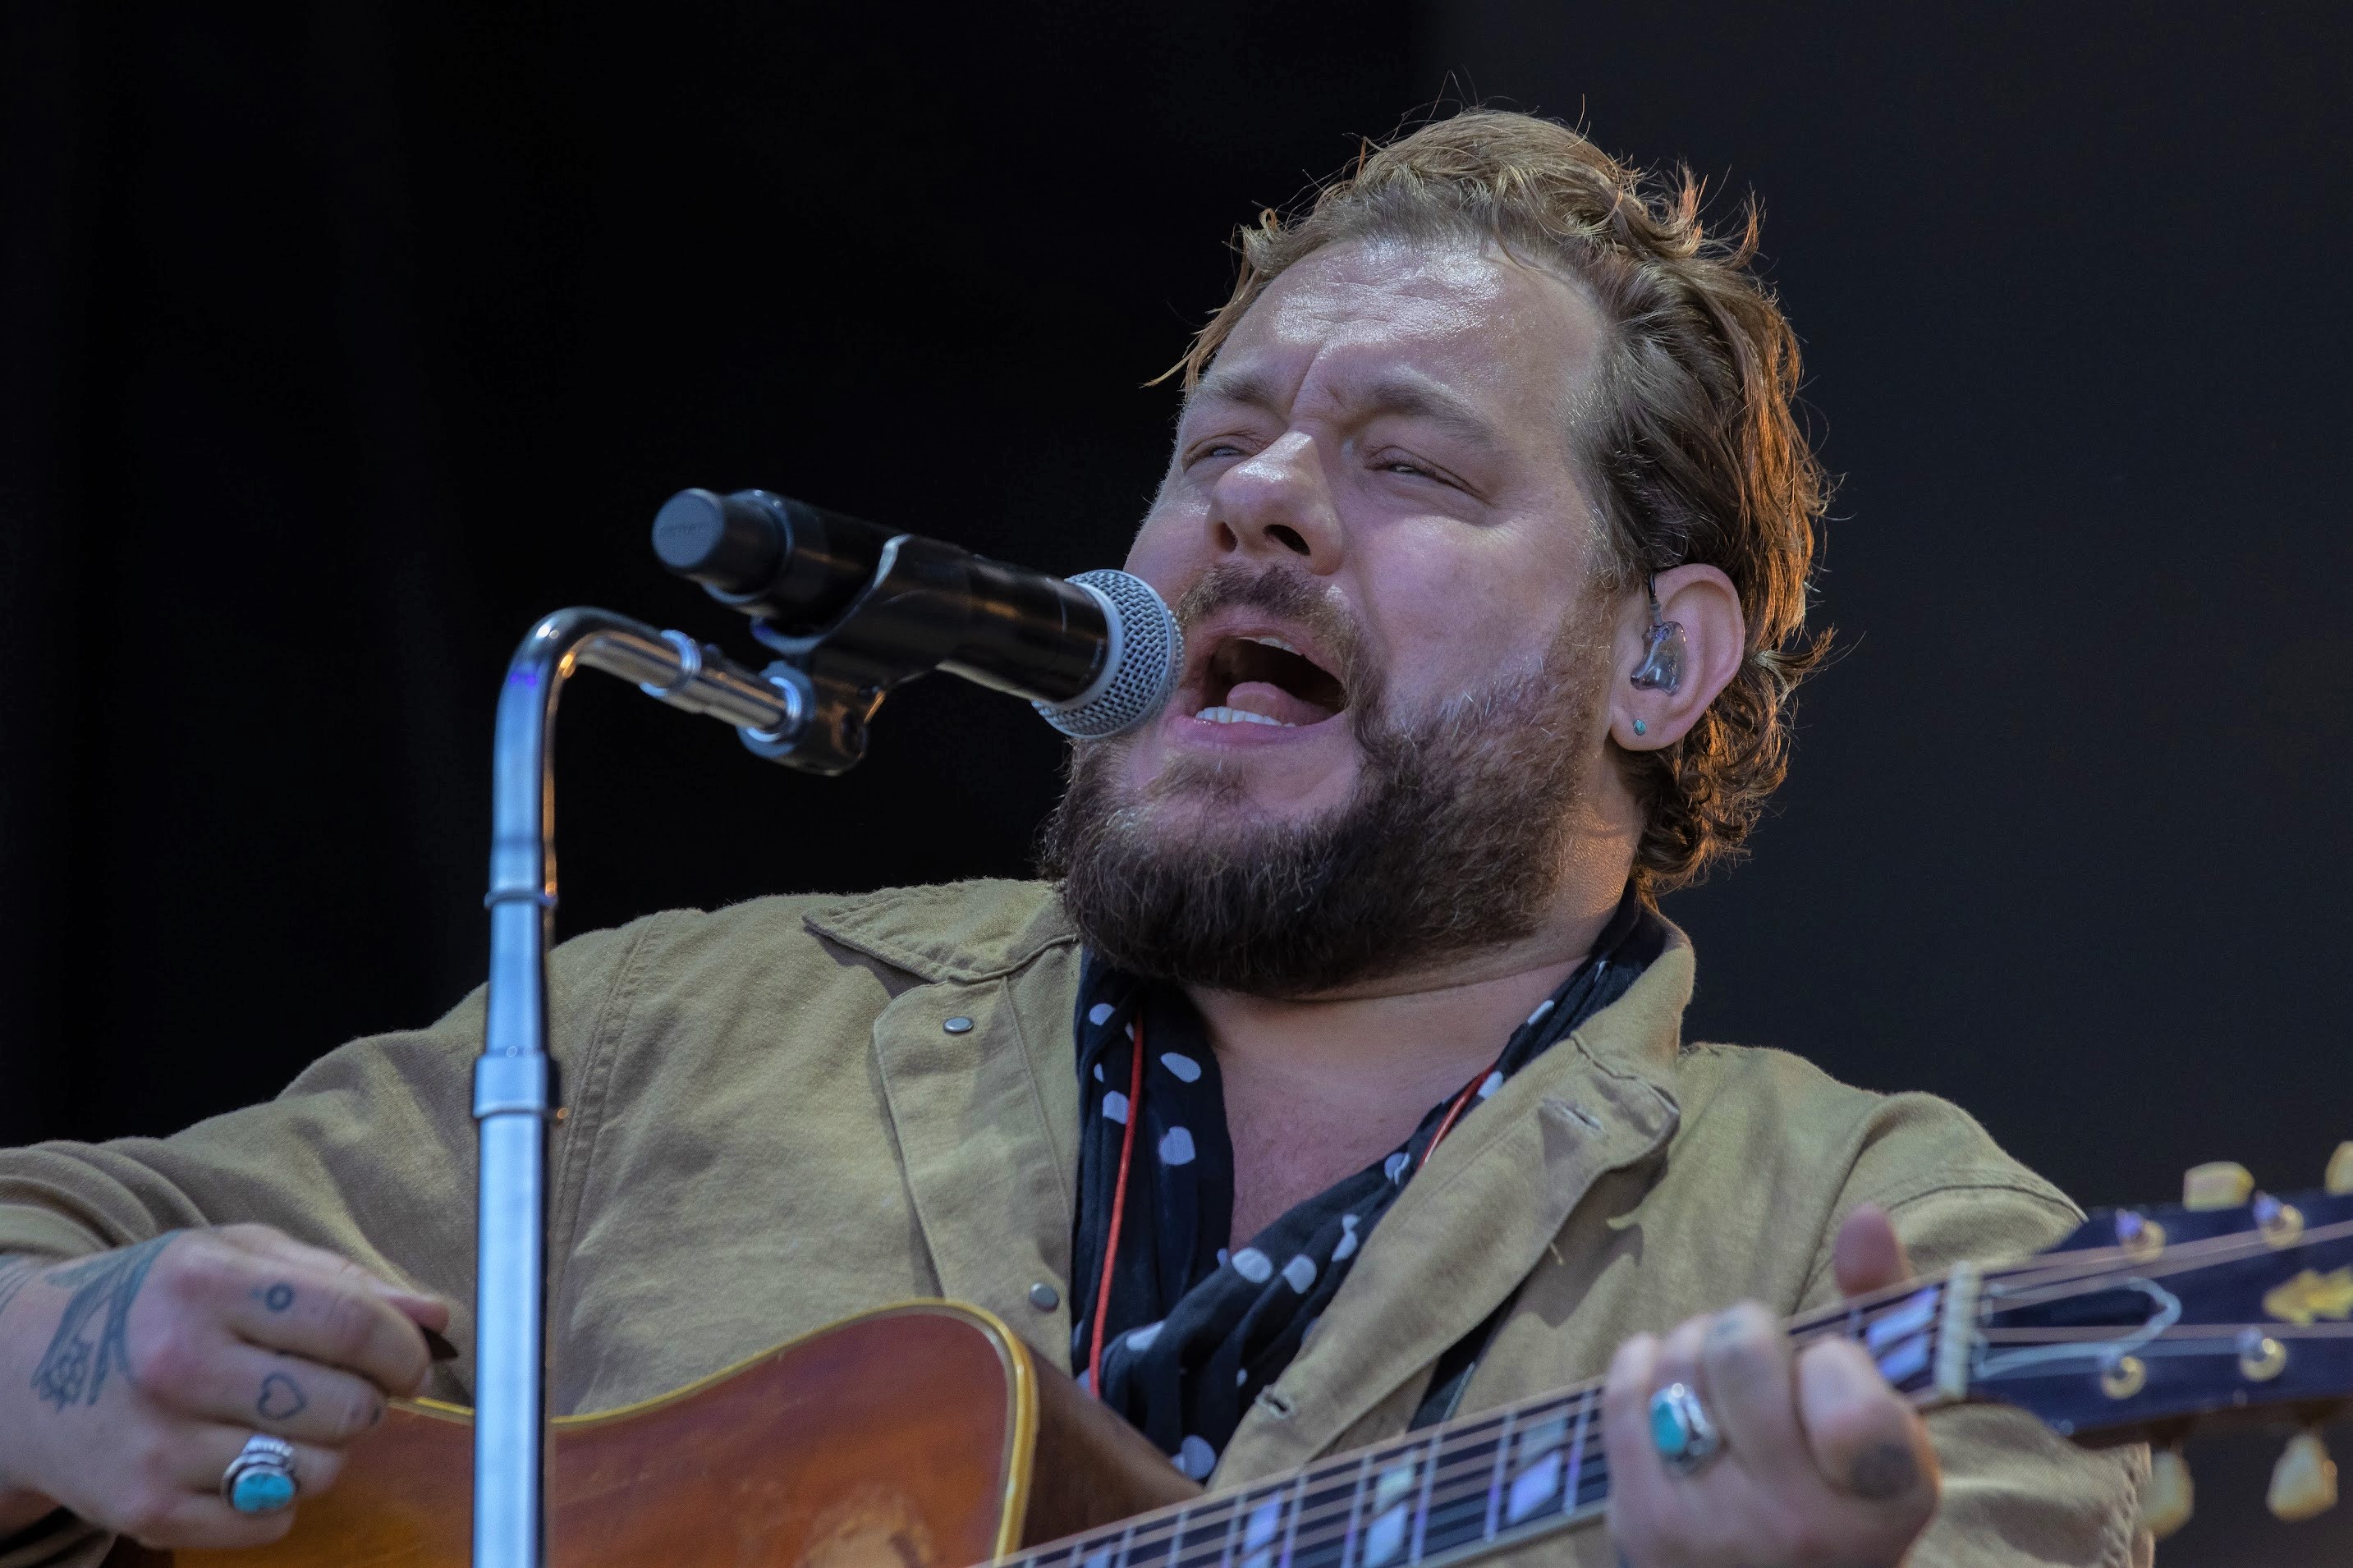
<box><xmin>1038</xmin><ymin>567</ymin><xmax>1612</xmax><ymax>997</ymax></box>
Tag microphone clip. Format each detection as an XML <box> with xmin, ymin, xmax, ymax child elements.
<box><xmin>735</xmin><ymin>534</ymin><xmax>975</xmax><ymax>776</ymax></box>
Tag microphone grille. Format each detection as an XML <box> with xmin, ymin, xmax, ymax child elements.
<box><xmin>1036</xmin><ymin>570</ymin><xmax>1182</xmax><ymax>739</ymax></box>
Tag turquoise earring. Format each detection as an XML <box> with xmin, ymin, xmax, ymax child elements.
<box><xmin>1632</xmin><ymin>718</ymin><xmax>1648</xmax><ymax>736</ymax></box>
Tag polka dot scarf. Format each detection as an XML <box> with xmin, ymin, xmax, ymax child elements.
<box><xmin>1068</xmin><ymin>887</ymin><xmax>1667</xmax><ymax>1480</ymax></box>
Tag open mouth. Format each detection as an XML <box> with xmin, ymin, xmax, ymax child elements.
<box><xmin>1191</xmin><ymin>633</ymin><xmax>1350</xmax><ymax>729</ymax></box>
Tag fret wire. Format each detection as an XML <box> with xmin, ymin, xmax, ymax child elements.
<box><xmin>1563</xmin><ymin>1390</ymin><xmax>1591</xmax><ymax>1511</ymax></box>
<box><xmin>1218</xmin><ymin>1479</ymin><xmax>1244</xmax><ymax>1568</ymax></box>
<box><xmin>1340</xmin><ymin>1451</ymin><xmax>1373</xmax><ymax>1568</ymax></box>
<box><xmin>1480</xmin><ymin>1407</ymin><xmax>1516</xmax><ymax>1541</ymax></box>
<box><xmin>1406</xmin><ymin>1428</ymin><xmax>1443</xmax><ymax>1562</ymax></box>
<box><xmin>1277</xmin><ymin>1469</ymin><xmax>1308</xmax><ymax>1568</ymax></box>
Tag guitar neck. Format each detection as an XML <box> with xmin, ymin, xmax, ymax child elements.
<box><xmin>1011</xmin><ymin>1266</ymin><xmax>1981</xmax><ymax>1568</ymax></box>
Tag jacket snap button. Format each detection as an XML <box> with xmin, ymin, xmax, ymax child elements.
<box><xmin>1028</xmin><ymin>1282</ymin><xmax>1060</xmax><ymax>1310</ymax></box>
<box><xmin>943</xmin><ymin>1016</ymin><xmax>975</xmax><ymax>1034</ymax></box>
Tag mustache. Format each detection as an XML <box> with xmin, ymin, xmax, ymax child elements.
<box><xmin>1170</xmin><ymin>562</ymin><xmax>1376</xmax><ymax>705</ymax></box>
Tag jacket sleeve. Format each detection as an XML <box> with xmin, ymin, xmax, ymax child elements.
<box><xmin>0</xmin><ymin>918</ymin><xmax>667</xmax><ymax>1568</ymax></box>
<box><xmin>1813</xmin><ymin>1098</ymin><xmax>2152</xmax><ymax>1568</ymax></box>
<box><xmin>0</xmin><ymin>916</ymin><xmax>662</xmax><ymax>1396</ymax></box>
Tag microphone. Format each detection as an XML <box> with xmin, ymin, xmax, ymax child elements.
<box><xmin>650</xmin><ymin>488</ymin><xmax>1181</xmax><ymax>739</ymax></box>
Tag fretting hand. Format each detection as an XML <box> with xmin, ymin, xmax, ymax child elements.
<box><xmin>0</xmin><ymin>1226</ymin><xmax>447</xmax><ymax>1550</ymax></box>
<box><xmin>1601</xmin><ymin>1205</ymin><xmax>1939</xmax><ymax>1567</ymax></box>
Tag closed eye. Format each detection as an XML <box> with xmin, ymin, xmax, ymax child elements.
<box><xmin>1373</xmin><ymin>451</ymin><xmax>1465</xmax><ymax>490</ymax></box>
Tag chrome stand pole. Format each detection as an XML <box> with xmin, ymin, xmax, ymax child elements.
<box><xmin>473</xmin><ymin>607</ymin><xmax>802</xmax><ymax>1568</ymax></box>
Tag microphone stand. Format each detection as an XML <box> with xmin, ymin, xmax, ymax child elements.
<box><xmin>470</xmin><ymin>545</ymin><xmax>1049</xmax><ymax>1565</ymax></box>
<box><xmin>473</xmin><ymin>607</ymin><xmax>810</xmax><ymax>1568</ymax></box>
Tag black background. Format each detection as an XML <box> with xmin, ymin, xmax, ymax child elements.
<box><xmin>2</xmin><ymin>3</ymin><xmax>2346</xmax><ymax>1559</ymax></box>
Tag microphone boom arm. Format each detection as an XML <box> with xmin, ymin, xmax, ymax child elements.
<box><xmin>475</xmin><ymin>606</ymin><xmax>805</xmax><ymax>1568</ymax></box>
<box><xmin>473</xmin><ymin>523</ymin><xmax>1169</xmax><ymax>1564</ymax></box>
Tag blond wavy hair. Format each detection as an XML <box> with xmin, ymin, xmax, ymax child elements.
<box><xmin>1170</xmin><ymin>110</ymin><xmax>1831</xmax><ymax>893</ymax></box>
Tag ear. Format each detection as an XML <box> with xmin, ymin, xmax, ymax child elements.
<box><xmin>1607</xmin><ymin>563</ymin><xmax>1745</xmax><ymax>752</ymax></box>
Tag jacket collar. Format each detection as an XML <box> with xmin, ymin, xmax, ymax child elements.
<box><xmin>802</xmin><ymin>879</ymin><xmax>1076</xmax><ymax>983</ymax></box>
<box><xmin>806</xmin><ymin>878</ymin><xmax>1693</xmax><ymax>1050</ymax></box>
<box><xmin>1566</xmin><ymin>917</ymin><xmax>1692</xmax><ymax>1082</ymax></box>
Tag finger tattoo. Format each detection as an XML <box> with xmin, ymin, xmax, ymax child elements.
<box><xmin>255</xmin><ymin>1282</ymin><xmax>296</xmax><ymax>1312</ymax></box>
<box><xmin>30</xmin><ymin>1233</ymin><xmax>177</xmax><ymax>1412</ymax></box>
<box><xmin>257</xmin><ymin>1371</ymin><xmax>310</xmax><ymax>1420</ymax></box>
<box><xmin>1848</xmin><ymin>1440</ymin><xmax>1920</xmax><ymax>1502</ymax></box>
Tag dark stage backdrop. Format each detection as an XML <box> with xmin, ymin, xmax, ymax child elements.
<box><xmin>2</xmin><ymin>3</ymin><xmax>2346</xmax><ymax>1560</ymax></box>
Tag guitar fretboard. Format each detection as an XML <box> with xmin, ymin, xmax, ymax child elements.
<box><xmin>1011</xmin><ymin>1272</ymin><xmax>1974</xmax><ymax>1568</ymax></box>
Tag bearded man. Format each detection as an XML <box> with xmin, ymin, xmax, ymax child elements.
<box><xmin>0</xmin><ymin>112</ymin><xmax>2145</xmax><ymax>1566</ymax></box>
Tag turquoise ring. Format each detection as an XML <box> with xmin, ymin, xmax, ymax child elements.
<box><xmin>221</xmin><ymin>1433</ymin><xmax>299</xmax><ymax>1514</ymax></box>
<box><xmin>1648</xmin><ymin>1381</ymin><xmax>1722</xmax><ymax>1476</ymax></box>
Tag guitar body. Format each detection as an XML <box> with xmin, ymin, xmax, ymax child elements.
<box><xmin>127</xmin><ymin>1302</ymin><xmax>1077</xmax><ymax>1567</ymax></box>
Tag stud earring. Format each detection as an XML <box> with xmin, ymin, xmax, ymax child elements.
<box><xmin>1629</xmin><ymin>577</ymin><xmax>1686</xmax><ymax>695</ymax></box>
<box><xmin>1632</xmin><ymin>718</ymin><xmax>1648</xmax><ymax>737</ymax></box>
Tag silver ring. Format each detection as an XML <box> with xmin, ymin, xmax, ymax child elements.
<box><xmin>221</xmin><ymin>1433</ymin><xmax>299</xmax><ymax>1515</ymax></box>
<box><xmin>1648</xmin><ymin>1381</ymin><xmax>1723</xmax><ymax>1476</ymax></box>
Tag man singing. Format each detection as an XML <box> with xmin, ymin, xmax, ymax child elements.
<box><xmin>0</xmin><ymin>111</ymin><xmax>2145</xmax><ymax>1566</ymax></box>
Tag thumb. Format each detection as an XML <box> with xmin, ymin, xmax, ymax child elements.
<box><xmin>1832</xmin><ymin>1203</ymin><xmax>1915</xmax><ymax>1297</ymax></box>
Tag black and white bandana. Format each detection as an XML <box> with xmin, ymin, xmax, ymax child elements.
<box><xmin>1068</xmin><ymin>887</ymin><xmax>1667</xmax><ymax>1479</ymax></box>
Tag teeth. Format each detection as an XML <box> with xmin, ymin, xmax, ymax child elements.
<box><xmin>1194</xmin><ymin>705</ymin><xmax>1295</xmax><ymax>728</ymax></box>
<box><xmin>1243</xmin><ymin>635</ymin><xmax>1303</xmax><ymax>656</ymax></box>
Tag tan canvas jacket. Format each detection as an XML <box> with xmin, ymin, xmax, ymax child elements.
<box><xmin>0</xmin><ymin>879</ymin><xmax>2147</xmax><ymax>1566</ymax></box>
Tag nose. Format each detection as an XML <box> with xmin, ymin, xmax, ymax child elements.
<box><xmin>1207</xmin><ymin>431</ymin><xmax>1344</xmax><ymax>572</ymax></box>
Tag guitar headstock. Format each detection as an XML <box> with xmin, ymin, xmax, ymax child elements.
<box><xmin>1952</xmin><ymin>1144</ymin><xmax>2353</xmax><ymax>1538</ymax></box>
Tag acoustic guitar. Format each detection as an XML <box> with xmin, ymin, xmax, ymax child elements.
<box><xmin>115</xmin><ymin>1153</ymin><xmax>2353</xmax><ymax>1566</ymax></box>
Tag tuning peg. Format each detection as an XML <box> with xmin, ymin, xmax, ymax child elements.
<box><xmin>2141</xmin><ymin>1445</ymin><xmax>2194</xmax><ymax>1539</ymax></box>
<box><xmin>2184</xmin><ymin>1161</ymin><xmax>2254</xmax><ymax>1211</ymax></box>
<box><xmin>2268</xmin><ymin>1428</ymin><xmax>2338</xmax><ymax>1523</ymax></box>
<box><xmin>2327</xmin><ymin>1141</ymin><xmax>2353</xmax><ymax>1195</ymax></box>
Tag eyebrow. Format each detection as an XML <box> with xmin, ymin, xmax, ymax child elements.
<box><xmin>1186</xmin><ymin>364</ymin><xmax>1508</xmax><ymax>453</ymax></box>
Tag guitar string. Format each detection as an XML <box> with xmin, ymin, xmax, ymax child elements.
<box><xmin>1021</xmin><ymin>1397</ymin><xmax>1600</xmax><ymax>1568</ymax></box>
<box><xmin>1970</xmin><ymin>1208</ymin><xmax>2353</xmax><ymax>1296</ymax></box>
<box><xmin>1978</xmin><ymin>1213</ymin><xmax>2353</xmax><ymax>1311</ymax></box>
<box><xmin>1019</xmin><ymin>1286</ymin><xmax>1956</xmax><ymax>1566</ymax></box>
<box><xmin>1036</xmin><ymin>1299</ymin><xmax>1995</xmax><ymax>1568</ymax></box>
<box><xmin>1027</xmin><ymin>1302</ymin><xmax>2306</xmax><ymax>1568</ymax></box>
<box><xmin>1024</xmin><ymin>1254</ymin><xmax>2127</xmax><ymax>1566</ymax></box>
<box><xmin>1980</xmin><ymin>1322</ymin><xmax>2353</xmax><ymax>1341</ymax></box>
<box><xmin>1033</xmin><ymin>1281</ymin><xmax>2214</xmax><ymax>1568</ymax></box>
<box><xmin>1021</xmin><ymin>1211</ymin><xmax>2353</xmax><ymax>1565</ymax></box>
